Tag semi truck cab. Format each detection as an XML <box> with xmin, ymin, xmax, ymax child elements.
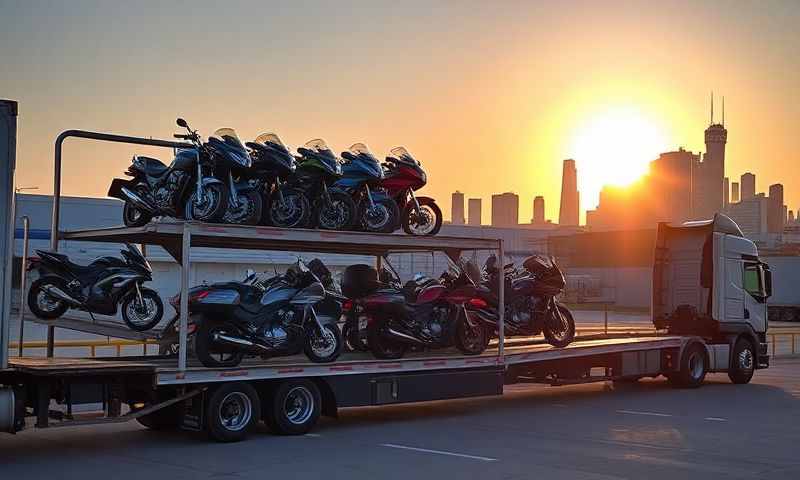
<box><xmin>653</xmin><ymin>213</ymin><xmax>771</xmax><ymax>379</ymax></box>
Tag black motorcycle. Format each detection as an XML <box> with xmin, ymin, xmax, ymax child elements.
<box><xmin>108</xmin><ymin>118</ymin><xmax>229</xmax><ymax>227</ymax></box>
<box><xmin>187</xmin><ymin>127</ymin><xmax>262</xmax><ymax>225</ymax></box>
<box><xmin>193</xmin><ymin>259</ymin><xmax>343</xmax><ymax>368</ymax></box>
<box><xmin>246</xmin><ymin>133</ymin><xmax>310</xmax><ymax>228</ymax></box>
<box><xmin>469</xmin><ymin>254</ymin><xmax>576</xmax><ymax>348</ymax></box>
<box><xmin>335</xmin><ymin>143</ymin><xmax>399</xmax><ymax>233</ymax></box>
<box><xmin>27</xmin><ymin>243</ymin><xmax>163</xmax><ymax>331</ymax></box>
<box><xmin>290</xmin><ymin>139</ymin><xmax>356</xmax><ymax>230</ymax></box>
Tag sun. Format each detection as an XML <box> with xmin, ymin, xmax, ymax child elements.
<box><xmin>568</xmin><ymin>106</ymin><xmax>670</xmax><ymax>209</ymax></box>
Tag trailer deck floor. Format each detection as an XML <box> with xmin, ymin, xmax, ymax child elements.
<box><xmin>7</xmin><ymin>336</ymin><xmax>683</xmax><ymax>382</ymax></box>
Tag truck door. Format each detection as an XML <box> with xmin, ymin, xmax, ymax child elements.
<box><xmin>742</xmin><ymin>261</ymin><xmax>768</xmax><ymax>333</ymax></box>
<box><xmin>724</xmin><ymin>258</ymin><xmax>745</xmax><ymax>322</ymax></box>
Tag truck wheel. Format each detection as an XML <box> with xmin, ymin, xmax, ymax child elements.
<box><xmin>728</xmin><ymin>337</ymin><xmax>755</xmax><ymax>384</ymax></box>
<box><xmin>263</xmin><ymin>380</ymin><xmax>321</xmax><ymax>435</ymax></box>
<box><xmin>669</xmin><ymin>343</ymin><xmax>707</xmax><ymax>389</ymax></box>
<box><xmin>205</xmin><ymin>382</ymin><xmax>260</xmax><ymax>442</ymax></box>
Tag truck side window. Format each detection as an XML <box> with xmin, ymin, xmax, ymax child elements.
<box><xmin>743</xmin><ymin>263</ymin><xmax>763</xmax><ymax>298</ymax></box>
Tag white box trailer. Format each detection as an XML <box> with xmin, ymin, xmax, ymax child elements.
<box><xmin>762</xmin><ymin>254</ymin><xmax>800</xmax><ymax>322</ymax></box>
<box><xmin>0</xmin><ymin>118</ymin><xmax>772</xmax><ymax>442</ymax></box>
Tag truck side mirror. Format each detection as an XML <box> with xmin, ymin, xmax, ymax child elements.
<box><xmin>763</xmin><ymin>265</ymin><xmax>772</xmax><ymax>299</ymax></box>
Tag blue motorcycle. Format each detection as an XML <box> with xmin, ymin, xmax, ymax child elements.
<box><xmin>336</xmin><ymin>143</ymin><xmax>400</xmax><ymax>233</ymax></box>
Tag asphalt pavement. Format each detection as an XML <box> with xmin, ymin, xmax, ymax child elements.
<box><xmin>2</xmin><ymin>358</ymin><xmax>799</xmax><ymax>479</ymax></box>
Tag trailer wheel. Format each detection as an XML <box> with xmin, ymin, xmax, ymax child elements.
<box><xmin>728</xmin><ymin>337</ymin><xmax>755</xmax><ymax>384</ymax></box>
<box><xmin>669</xmin><ymin>343</ymin><xmax>707</xmax><ymax>389</ymax></box>
<box><xmin>205</xmin><ymin>382</ymin><xmax>260</xmax><ymax>442</ymax></box>
<box><xmin>263</xmin><ymin>380</ymin><xmax>321</xmax><ymax>435</ymax></box>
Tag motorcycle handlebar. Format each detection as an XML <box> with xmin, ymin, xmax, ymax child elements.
<box><xmin>173</xmin><ymin>133</ymin><xmax>191</xmax><ymax>139</ymax></box>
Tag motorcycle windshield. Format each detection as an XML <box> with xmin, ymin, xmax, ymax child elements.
<box><xmin>124</xmin><ymin>243</ymin><xmax>151</xmax><ymax>272</ymax></box>
<box><xmin>389</xmin><ymin>146</ymin><xmax>420</xmax><ymax>166</ymax></box>
<box><xmin>347</xmin><ymin>143</ymin><xmax>383</xmax><ymax>178</ymax></box>
<box><xmin>255</xmin><ymin>132</ymin><xmax>287</xmax><ymax>150</ymax></box>
<box><xmin>211</xmin><ymin>128</ymin><xmax>251</xmax><ymax>168</ymax></box>
<box><xmin>302</xmin><ymin>138</ymin><xmax>342</xmax><ymax>175</ymax></box>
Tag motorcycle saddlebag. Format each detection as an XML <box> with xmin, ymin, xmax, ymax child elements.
<box><xmin>341</xmin><ymin>264</ymin><xmax>379</xmax><ymax>299</ymax></box>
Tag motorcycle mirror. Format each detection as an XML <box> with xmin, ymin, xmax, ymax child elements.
<box><xmin>176</xmin><ymin>118</ymin><xmax>188</xmax><ymax>128</ymax></box>
<box><xmin>245</xmin><ymin>268</ymin><xmax>255</xmax><ymax>280</ymax></box>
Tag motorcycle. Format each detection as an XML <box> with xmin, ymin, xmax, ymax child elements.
<box><xmin>290</xmin><ymin>139</ymin><xmax>357</xmax><ymax>230</ymax></box>
<box><xmin>380</xmin><ymin>147</ymin><xmax>442</xmax><ymax>236</ymax></box>
<box><xmin>336</xmin><ymin>143</ymin><xmax>399</xmax><ymax>233</ymax></box>
<box><xmin>468</xmin><ymin>254</ymin><xmax>576</xmax><ymax>348</ymax></box>
<box><xmin>246</xmin><ymin>132</ymin><xmax>309</xmax><ymax>228</ymax></box>
<box><xmin>193</xmin><ymin>127</ymin><xmax>261</xmax><ymax>225</ymax></box>
<box><xmin>193</xmin><ymin>259</ymin><xmax>343</xmax><ymax>368</ymax></box>
<box><xmin>26</xmin><ymin>243</ymin><xmax>163</xmax><ymax>331</ymax></box>
<box><xmin>108</xmin><ymin>118</ymin><xmax>229</xmax><ymax>226</ymax></box>
<box><xmin>341</xmin><ymin>260</ymin><xmax>488</xmax><ymax>359</ymax></box>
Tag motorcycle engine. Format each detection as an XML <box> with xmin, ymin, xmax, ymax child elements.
<box><xmin>420</xmin><ymin>306</ymin><xmax>448</xmax><ymax>339</ymax></box>
<box><xmin>261</xmin><ymin>309</ymin><xmax>294</xmax><ymax>345</ymax></box>
<box><xmin>155</xmin><ymin>171</ymin><xmax>187</xmax><ymax>209</ymax></box>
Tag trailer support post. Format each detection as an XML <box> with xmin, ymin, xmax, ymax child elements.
<box><xmin>178</xmin><ymin>223</ymin><xmax>191</xmax><ymax>372</ymax></box>
<box><xmin>498</xmin><ymin>240</ymin><xmax>505</xmax><ymax>363</ymax></box>
<box><xmin>17</xmin><ymin>216</ymin><xmax>29</xmax><ymax>356</ymax></box>
<box><xmin>0</xmin><ymin>99</ymin><xmax>18</xmax><ymax>370</ymax></box>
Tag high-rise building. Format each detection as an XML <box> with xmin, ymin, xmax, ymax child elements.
<box><xmin>727</xmin><ymin>195</ymin><xmax>768</xmax><ymax>237</ymax></box>
<box><xmin>740</xmin><ymin>172</ymin><xmax>755</xmax><ymax>200</ymax></box>
<box><xmin>767</xmin><ymin>183</ymin><xmax>784</xmax><ymax>233</ymax></box>
<box><xmin>789</xmin><ymin>210</ymin><xmax>796</xmax><ymax>224</ymax></box>
<box><xmin>451</xmin><ymin>191</ymin><xmax>465</xmax><ymax>225</ymax></box>
<box><xmin>467</xmin><ymin>198</ymin><xmax>482</xmax><ymax>226</ymax></box>
<box><xmin>559</xmin><ymin>159</ymin><xmax>579</xmax><ymax>226</ymax></box>
<box><xmin>532</xmin><ymin>196</ymin><xmax>545</xmax><ymax>224</ymax></box>
<box><xmin>651</xmin><ymin>149</ymin><xmax>694</xmax><ymax>223</ymax></box>
<box><xmin>731</xmin><ymin>182</ymin><xmax>740</xmax><ymax>203</ymax></box>
<box><xmin>491</xmin><ymin>192</ymin><xmax>519</xmax><ymax>227</ymax></box>
<box><xmin>723</xmin><ymin>177</ymin><xmax>730</xmax><ymax>208</ymax></box>
<box><xmin>692</xmin><ymin>94</ymin><xmax>727</xmax><ymax>219</ymax></box>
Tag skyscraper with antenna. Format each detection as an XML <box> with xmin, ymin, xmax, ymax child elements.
<box><xmin>692</xmin><ymin>92</ymin><xmax>728</xmax><ymax>219</ymax></box>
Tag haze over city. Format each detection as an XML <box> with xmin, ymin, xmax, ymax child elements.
<box><xmin>2</xmin><ymin>0</ymin><xmax>799</xmax><ymax>224</ymax></box>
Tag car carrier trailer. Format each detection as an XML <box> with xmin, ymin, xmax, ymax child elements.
<box><xmin>0</xmin><ymin>102</ymin><xmax>772</xmax><ymax>441</ymax></box>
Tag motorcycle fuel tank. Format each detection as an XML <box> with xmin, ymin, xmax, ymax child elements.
<box><xmin>260</xmin><ymin>285</ymin><xmax>296</xmax><ymax>307</ymax></box>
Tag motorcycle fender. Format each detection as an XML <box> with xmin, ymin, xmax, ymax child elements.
<box><xmin>107</xmin><ymin>178</ymin><xmax>135</xmax><ymax>200</ymax></box>
<box><xmin>201</xmin><ymin>177</ymin><xmax>225</xmax><ymax>188</ymax></box>
<box><xmin>414</xmin><ymin>195</ymin><xmax>437</xmax><ymax>204</ymax></box>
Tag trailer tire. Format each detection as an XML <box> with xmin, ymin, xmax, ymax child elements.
<box><xmin>728</xmin><ymin>337</ymin><xmax>755</xmax><ymax>385</ymax></box>
<box><xmin>669</xmin><ymin>343</ymin><xmax>707</xmax><ymax>389</ymax></box>
<box><xmin>263</xmin><ymin>380</ymin><xmax>321</xmax><ymax>435</ymax></box>
<box><xmin>205</xmin><ymin>382</ymin><xmax>260</xmax><ymax>443</ymax></box>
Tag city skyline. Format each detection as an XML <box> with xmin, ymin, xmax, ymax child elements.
<box><xmin>2</xmin><ymin>1</ymin><xmax>798</xmax><ymax>225</ymax></box>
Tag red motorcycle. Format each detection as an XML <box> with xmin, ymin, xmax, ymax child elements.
<box><xmin>341</xmin><ymin>262</ymin><xmax>488</xmax><ymax>359</ymax></box>
<box><xmin>380</xmin><ymin>147</ymin><xmax>443</xmax><ymax>236</ymax></box>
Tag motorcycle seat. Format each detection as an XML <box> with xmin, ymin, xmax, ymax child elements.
<box><xmin>137</xmin><ymin>156</ymin><xmax>170</xmax><ymax>176</ymax></box>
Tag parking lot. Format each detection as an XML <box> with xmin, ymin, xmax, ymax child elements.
<box><xmin>2</xmin><ymin>358</ymin><xmax>799</xmax><ymax>479</ymax></box>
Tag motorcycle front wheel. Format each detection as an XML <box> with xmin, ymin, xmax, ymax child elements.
<box><xmin>402</xmin><ymin>198</ymin><xmax>442</xmax><ymax>236</ymax></box>
<box><xmin>267</xmin><ymin>187</ymin><xmax>311</xmax><ymax>228</ymax></box>
<box><xmin>317</xmin><ymin>190</ymin><xmax>356</xmax><ymax>230</ymax></box>
<box><xmin>196</xmin><ymin>319</ymin><xmax>246</xmax><ymax>368</ymax></box>
<box><xmin>304</xmin><ymin>324</ymin><xmax>343</xmax><ymax>363</ymax></box>
<box><xmin>455</xmin><ymin>311</ymin><xmax>489</xmax><ymax>355</ymax></box>
<box><xmin>121</xmin><ymin>288</ymin><xmax>164</xmax><ymax>331</ymax></box>
<box><xmin>222</xmin><ymin>190</ymin><xmax>262</xmax><ymax>225</ymax></box>
<box><xmin>359</xmin><ymin>197</ymin><xmax>400</xmax><ymax>233</ymax></box>
<box><xmin>543</xmin><ymin>303</ymin><xmax>576</xmax><ymax>348</ymax></box>
<box><xmin>185</xmin><ymin>182</ymin><xmax>229</xmax><ymax>223</ymax></box>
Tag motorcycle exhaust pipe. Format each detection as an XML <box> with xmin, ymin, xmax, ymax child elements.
<box><xmin>212</xmin><ymin>332</ymin><xmax>271</xmax><ymax>353</ymax></box>
<box><xmin>385</xmin><ymin>327</ymin><xmax>425</xmax><ymax>345</ymax></box>
<box><xmin>119</xmin><ymin>187</ymin><xmax>157</xmax><ymax>213</ymax></box>
<box><xmin>40</xmin><ymin>284</ymin><xmax>82</xmax><ymax>306</ymax></box>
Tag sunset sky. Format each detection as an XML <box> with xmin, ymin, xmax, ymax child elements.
<box><xmin>2</xmin><ymin>0</ymin><xmax>798</xmax><ymax>225</ymax></box>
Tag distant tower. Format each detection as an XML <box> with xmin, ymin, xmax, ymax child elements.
<box><xmin>740</xmin><ymin>172</ymin><xmax>755</xmax><ymax>200</ymax></box>
<box><xmin>532</xmin><ymin>196</ymin><xmax>545</xmax><ymax>224</ymax></box>
<box><xmin>723</xmin><ymin>177</ymin><xmax>730</xmax><ymax>208</ymax></box>
<box><xmin>558</xmin><ymin>159</ymin><xmax>580</xmax><ymax>226</ymax></box>
<box><xmin>451</xmin><ymin>191</ymin><xmax>465</xmax><ymax>225</ymax></box>
<box><xmin>767</xmin><ymin>183</ymin><xmax>784</xmax><ymax>233</ymax></box>
<box><xmin>700</xmin><ymin>92</ymin><xmax>728</xmax><ymax>217</ymax></box>
<box><xmin>467</xmin><ymin>198</ymin><xmax>482</xmax><ymax>226</ymax></box>
<box><xmin>789</xmin><ymin>210</ymin><xmax>796</xmax><ymax>224</ymax></box>
<box><xmin>491</xmin><ymin>192</ymin><xmax>519</xmax><ymax>227</ymax></box>
<box><xmin>731</xmin><ymin>182</ymin><xmax>740</xmax><ymax>203</ymax></box>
